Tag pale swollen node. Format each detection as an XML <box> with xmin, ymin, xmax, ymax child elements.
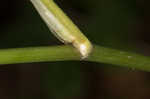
<box><xmin>30</xmin><ymin>0</ymin><xmax>93</xmax><ymax>58</ymax></box>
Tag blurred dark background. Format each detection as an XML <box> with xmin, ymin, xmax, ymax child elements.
<box><xmin>0</xmin><ymin>0</ymin><xmax>150</xmax><ymax>99</ymax></box>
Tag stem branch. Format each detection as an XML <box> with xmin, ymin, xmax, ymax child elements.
<box><xmin>0</xmin><ymin>45</ymin><xmax>150</xmax><ymax>71</ymax></box>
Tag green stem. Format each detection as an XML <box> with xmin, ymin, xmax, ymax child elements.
<box><xmin>0</xmin><ymin>45</ymin><xmax>150</xmax><ymax>71</ymax></box>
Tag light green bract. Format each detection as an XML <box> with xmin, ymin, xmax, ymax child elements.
<box><xmin>30</xmin><ymin>0</ymin><xmax>93</xmax><ymax>58</ymax></box>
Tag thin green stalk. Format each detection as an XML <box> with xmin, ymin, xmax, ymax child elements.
<box><xmin>0</xmin><ymin>45</ymin><xmax>150</xmax><ymax>72</ymax></box>
<box><xmin>30</xmin><ymin>0</ymin><xmax>93</xmax><ymax>58</ymax></box>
